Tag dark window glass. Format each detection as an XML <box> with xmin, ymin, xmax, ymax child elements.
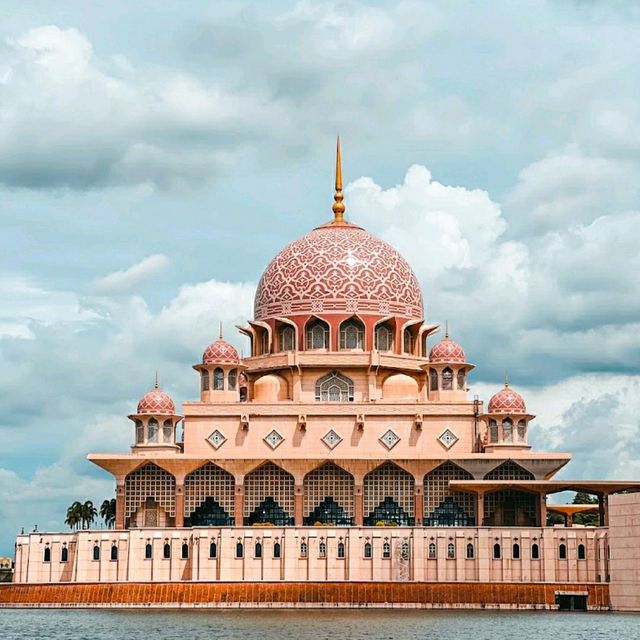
<box><xmin>254</xmin><ymin>542</ymin><xmax>262</xmax><ymax>558</ymax></box>
<box><xmin>93</xmin><ymin>545</ymin><xmax>100</xmax><ymax>561</ymax></box>
<box><xmin>559</xmin><ymin>543</ymin><xmax>567</xmax><ymax>560</ymax></box>
<box><xmin>43</xmin><ymin>547</ymin><xmax>51</xmax><ymax>562</ymax></box>
<box><xmin>163</xmin><ymin>543</ymin><xmax>171</xmax><ymax>559</ymax></box>
<box><xmin>209</xmin><ymin>541</ymin><xmax>217</xmax><ymax>559</ymax></box>
<box><xmin>111</xmin><ymin>545</ymin><xmax>118</xmax><ymax>561</ymax></box>
<box><xmin>145</xmin><ymin>543</ymin><xmax>152</xmax><ymax>559</ymax></box>
<box><xmin>364</xmin><ymin>542</ymin><xmax>372</xmax><ymax>558</ymax></box>
<box><xmin>493</xmin><ymin>543</ymin><xmax>501</xmax><ymax>559</ymax></box>
<box><xmin>512</xmin><ymin>543</ymin><xmax>520</xmax><ymax>559</ymax></box>
<box><xmin>466</xmin><ymin>543</ymin><xmax>474</xmax><ymax>559</ymax></box>
<box><xmin>273</xmin><ymin>542</ymin><xmax>281</xmax><ymax>559</ymax></box>
<box><xmin>578</xmin><ymin>544</ymin><xmax>586</xmax><ymax>560</ymax></box>
<box><xmin>531</xmin><ymin>543</ymin><xmax>540</xmax><ymax>559</ymax></box>
<box><xmin>181</xmin><ymin>543</ymin><xmax>189</xmax><ymax>559</ymax></box>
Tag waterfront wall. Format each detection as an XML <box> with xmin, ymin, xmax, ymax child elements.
<box><xmin>0</xmin><ymin>581</ymin><xmax>611</xmax><ymax>609</ymax></box>
<box><xmin>14</xmin><ymin>526</ymin><xmax>609</xmax><ymax>585</ymax></box>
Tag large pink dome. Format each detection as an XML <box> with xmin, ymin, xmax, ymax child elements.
<box><xmin>429</xmin><ymin>336</ymin><xmax>466</xmax><ymax>363</ymax></box>
<box><xmin>487</xmin><ymin>385</ymin><xmax>526</xmax><ymax>414</ymax></box>
<box><xmin>137</xmin><ymin>389</ymin><xmax>176</xmax><ymax>415</ymax></box>
<box><xmin>254</xmin><ymin>224</ymin><xmax>423</xmax><ymax>320</ymax></box>
<box><xmin>203</xmin><ymin>338</ymin><xmax>240</xmax><ymax>365</ymax></box>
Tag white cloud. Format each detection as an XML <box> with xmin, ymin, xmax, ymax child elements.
<box><xmin>92</xmin><ymin>254</ymin><xmax>170</xmax><ymax>294</ymax></box>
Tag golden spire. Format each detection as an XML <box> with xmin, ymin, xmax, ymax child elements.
<box><xmin>219</xmin><ymin>321</ymin><xmax>223</xmax><ymax>340</ymax></box>
<box><xmin>445</xmin><ymin>320</ymin><xmax>449</xmax><ymax>339</ymax></box>
<box><xmin>154</xmin><ymin>371</ymin><xmax>159</xmax><ymax>389</ymax></box>
<box><xmin>504</xmin><ymin>373</ymin><xmax>509</xmax><ymax>388</ymax></box>
<box><xmin>332</xmin><ymin>136</ymin><xmax>346</xmax><ymax>222</ymax></box>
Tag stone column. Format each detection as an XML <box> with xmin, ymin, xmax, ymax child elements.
<box><xmin>539</xmin><ymin>492</ymin><xmax>547</xmax><ymax>527</ymax></box>
<box><xmin>115</xmin><ymin>483</ymin><xmax>126</xmax><ymax>529</ymax></box>
<box><xmin>354</xmin><ymin>485</ymin><xmax>364</xmax><ymax>526</ymax></box>
<box><xmin>413</xmin><ymin>485</ymin><xmax>423</xmax><ymax>526</ymax></box>
<box><xmin>175</xmin><ymin>483</ymin><xmax>185</xmax><ymax>527</ymax></box>
<box><xmin>598</xmin><ymin>492</ymin><xmax>609</xmax><ymax>526</ymax></box>
<box><xmin>476</xmin><ymin>490</ymin><xmax>485</xmax><ymax>526</ymax></box>
<box><xmin>294</xmin><ymin>484</ymin><xmax>304</xmax><ymax>526</ymax></box>
<box><xmin>235</xmin><ymin>484</ymin><xmax>245</xmax><ymax>527</ymax></box>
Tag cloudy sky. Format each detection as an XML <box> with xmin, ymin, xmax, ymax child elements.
<box><xmin>1</xmin><ymin>1</ymin><xmax>639</xmax><ymax>553</ymax></box>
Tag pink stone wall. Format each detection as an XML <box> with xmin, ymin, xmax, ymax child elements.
<box><xmin>609</xmin><ymin>493</ymin><xmax>640</xmax><ymax>611</ymax></box>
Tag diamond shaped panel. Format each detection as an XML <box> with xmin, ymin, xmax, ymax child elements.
<box><xmin>207</xmin><ymin>429</ymin><xmax>227</xmax><ymax>450</ymax></box>
<box><xmin>321</xmin><ymin>429</ymin><xmax>342</xmax><ymax>450</ymax></box>
<box><xmin>379</xmin><ymin>429</ymin><xmax>400</xmax><ymax>450</ymax></box>
<box><xmin>438</xmin><ymin>428</ymin><xmax>459</xmax><ymax>449</ymax></box>
<box><xmin>264</xmin><ymin>429</ymin><xmax>284</xmax><ymax>450</ymax></box>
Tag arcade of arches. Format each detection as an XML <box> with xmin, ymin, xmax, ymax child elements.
<box><xmin>121</xmin><ymin>460</ymin><xmax>553</xmax><ymax>529</ymax></box>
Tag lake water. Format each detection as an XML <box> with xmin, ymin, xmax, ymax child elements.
<box><xmin>1</xmin><ymin>609</ymin><xmax>640</xmax><ymax>640</ymax></box>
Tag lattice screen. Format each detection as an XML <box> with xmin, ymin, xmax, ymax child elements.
<box><xmin>364</xmin><ymin>462</ymin><xmax>414</xmax><ymax>516</ymax></box>
<box><xmin>484</xmin><ymin>489</ymin><xmax>537</xmax><ymax>523</ymax></box>
<box><xmin>484</xmin><ymin>460</ymin><xmax>534</xmax><ymax>480</ymax></box>
<box><xmin>304</xmin><ymin>462</ymin><xmax>354</xmax><ymax>517</ymax></box>
<box><xmin>125</xmin><ymin>463</ymin><xmax>175</xmax><ymax>518</ymax></box>
<box><xmin>184</xmin><ymin>463</ymin><xmax>234</xmax><ymax>517</ymax></box>
<box><xmin>423</xmin><ymin>461</ymin><xmax>476</xmax><ymax>520</ymax></box>
<box><xmin>244</xmin><ymin>462</ymin><xmax>294</xmax><ymax>518</ymax></box>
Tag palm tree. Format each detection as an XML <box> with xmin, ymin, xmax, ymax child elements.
<box><xmin>65</xmin><ymin>501</ymin><xmax>83</xmax><ymax>530</ymax></box>
<box><xmin>100</xmin><ymin>498</ymin><xmax>116</xmax><ymax>529</ymax></box>
<box><xmin>82</xmin><ymin>500</ymin><xmax>97</xmax><ymax>529</ymax></box>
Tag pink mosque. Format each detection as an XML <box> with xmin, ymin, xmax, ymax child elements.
<box><xmin>6</xmin><ymin>141</ymin><xmax>640</xmax><ymax>610</ymax></box>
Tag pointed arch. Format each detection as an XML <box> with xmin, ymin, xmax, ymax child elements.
<box><xmin>303</xmin><ymin>462</ymin><xmax>354</xmax><ymax>525</ymax></box>
<box><xmin>305</xmin><ymin>316</ymin><xmax>330</xmax><ymax>350</ymax></box>
<box><xmin>339</xmin><ymin>316</ymin><xmax>365</xmax><ymax>350</ymax></box>
<box><xmin>184</xmin><ymin>462</ymin><xmax>234</xmax><ymax>526</ymax></box>
<box><xmin>363</xmin><ymin>461</ymin><xmax>414</xmax><ymax>526</ymax></box>
<box><xmin>244</xmin><ymin>461</ymin><xmax>294</xmax><ymax>526</ymax></box>
<box><xmin>484</xmin><ymin>460</ymin><xmax>534</xmax><ymax>480</ymax></box>
<box><xmin>125</xmin><ymin>462</ymin><xmax>175</xmax><ymax>527</ymax></box>
<box><xmin>374</xmin><ymin>319</ymin><xmax>395</xmax><ymax>352</ymax></box>
<box><xmin>315</xmin><ymin>370</ymin><xmax>354</xmax><ymax>402</ymax></box>
<box><xmin>423</xmin><ymin>461</ymin><xmax>476</xmax><ymax>526</ymax></box>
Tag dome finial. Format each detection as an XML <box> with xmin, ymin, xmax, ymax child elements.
<box><xmin>219</xmin><ymin>321</ymin><xmax>223</xmax><ymax>340</ymax></box>
<box><xmin>504</xmin><ymin>373</ymin><xmax>509</xmax><ymax>388</ymax></box>
<box><xmin>154</xmin><ymin>371</ymin><xmax>159</xmax><ymax>389</ymax></box>
<box><xmin>332</xmin><ymin>136</ymin><xmax>346</xmax><ymax>222</ymax></box>
<box><xmin>445</xmin><ymin>320</ymin><xmax>449</xmax><ymax>339</ymax></box>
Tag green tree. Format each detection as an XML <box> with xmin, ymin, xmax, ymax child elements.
<box><xmin>572</xmin><ymin>491</ymin><xmax>600</xmax><ymax>526</ymax></box>
<box><xmin>81</xmin><ymin>500</ymin><xmax>97</xmax><ymax>529</ymax></box>
<box><xmin>64</xmin><ymin>501</ymin><xmax>83</xmax><ymax>530</ymax></box>
<box><xmin>100</xmin><ymin>498</ymin><xmax>116</xmax><ymax>529</ymax></box>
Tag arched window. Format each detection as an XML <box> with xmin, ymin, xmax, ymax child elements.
<box><xmin>273</xmin><ymin>541</ymin><xmax>281</xmax><ymax>559</ymax></box>
<box><xmin>315</xmin><ymin>370</ymin><xmax>354</xmax><ymax>402</ymax></box>
<box><xmin>213</xmin><ymin>368</ymin><xmax>224</xmax><ymax>391</ymax></box>
<box><xmin>162</xmin><ymin>420</ymin><xmax>173</xmax><ymax>443</ymax></box>
<box><xmin>383</xmin><ymin>541</ymin><xmax>391</xmax><ymax>559</ymax></box>
<box><xmin>428</xmin><ymin>542</ymin><xmax>437</xmax><ymax>559</ymax></box>
<box><xmin>145</xmin><ymin>543</ymin><xmax>152</xmax><ymax>559</ymax></box>
<box><xmin>148</xmin><ymin>418</ymin><xmax>159</xmax><ymax>443</ymax></box>
<box><xmin>517</xmin><ymin>420</ymin><xmax>527</xmax><ymax>442</ymax></box>
<box><xmin>488</xmin><ymin>420</ymin><xmax>498</xmax><ymax>443</ymax></box>
<box><xmin>209</xmin><ymin>541</ymin><xmax>217</xmax><ymax>558</ymax></box>
<box><xmin>260</xmin><ymin>330</ymin><xmax>269</xmax><ymax>355</ymax></box>
<box><xmin>279</xmin><ymin>325</ymin><xmax>295</xmax><ymax>352</ymax></box>
<box><xmin>559</xmin><ymin>543</ymin><xmax>567</xmax><ymax>560</ymax></box>
<box><xmin>337</xmin><ymin>541</ymin><xmax>345</xmax><ymax>558</ymax></box>
<box><xmin>135</xmin><ymin>420</ymin><xmax>144</xmax><ymax>444</ymax></box>
<box><xmin>111</xmin><ymin>544</ymin><xmax>118</xmax><ymax>561</ymax></box>
<box><xmin>61</xmin><ymin>545</ymin><xmax>68</xmax><ymax>562</ymax></box>
<box><xmin>442</xmin><ymin>367</ymin><xmax>453</xmax><ymax>391</ymax></box>
<box><xmin>305</xmin><ymin>319</ymin><xmax>329</xmax><ymax>350</ymax></box>
<box><xmin>403</xmin><ymin>328</ymin><xmax>414</xmax><ymax>354</ymax></box>
<box><xmin>375</xmin><ymin>323</ymin><xmax>394</xmax><ymax>352</ymax></box>
<box><xmin>93</xmin><ymin>544</ymin><xmax>100</xmax><ymax>561</ymax></box>
<box><xmin>429</xmin><ymin>369</ymin><xmax>439</xmax><ymax>392</ymax></box>
<box><xmin>364</xmin><ymin>541</ymin><xmax>372</xmax><ymax>558</ymax></box>
<box><xmin>512</xmin><ymin>543</ymin><xmax>520</xmax><ymax>559</ymax></box>
<box><xmin>502</xmin><ymin>418</ymin><xmax>513</xmax><ymax>443</ymax></box>
<box><xmin>235</xmin><ymin>540</ymin><xmax>243</xmax><ymax>558</ymax></box>
<box><xmin>457</xmin><ymin>368</ymin><xmax>466</xmax><ymax>391</ymax></box>
<box><xmin>43</xmin><ymin>546</ymin><xmax>51</xmax><ymax>562</ymax></box>
<box><xmin>201</xmin><ymin>371</ymin><xmax>210</xmax><ymax>392</ymax></box>
<box><xmin>228</xmin><ymin>369</ymin><xmax>237</xmax><ymax>390</ymax></box>
<box><xmin>466</xmin><ymin>543</ymin><xmax>474</xmax><ymax>559</ymax></box>
<box><xmin>163</xmin><ymin>542</ymin><xmax>171</xmax><ymax>559</ymax></box>
<box><xmin>493</xmin><ymin>543</ymin><xmax>501</xmax><ymax>559</ymax></box>
<box><xmin>255</xmin><ymin>541</ymin><xmax>262</xmax><ymax>558</ymax></box>
<box><xmin>531</xmin><ymin>543</ymin><xmax>540</xmax><ymax>559</ymax></box>
<box><xmin>447</xmin><ymin>542</ymin><xmax>455</xmax><ymax>559</ymax></box>
<box><xmin>340</xmin><ymin>318</ymin><xmax>364</xmax><ymax>350</ymax></box>
<box><xmin>318</xmin><ymin>540</ymin><xmax>326</xmax><ymax>558</ymax></box>
<box><xmin>578</xmin><ymin>544</ymin><xmax>586</xmax><ymax>560</ymax></box>
<box><xmin>300</xmin><ymin>541</ymin><xmax>308</xmax><ymax>558</ymax></box>
<box><xmin>181</xmin><ymin>542</ymin><xmax>189</xmax><ymax>559</ymax></box>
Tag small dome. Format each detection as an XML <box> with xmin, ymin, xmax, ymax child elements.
<box><xmin>382</xmin><ymin>373</ymin><xmax>419</xmax><ymax>400</ymax></box>
<box><xmin>203</xmin><ymin>339</ymin><xmax>240</xmax><ymax>365</ymax></box>
<box><xmin>253</xmin><ymin>374</ymin><xmax>288</xmax><ymax>402</ymax></box>
<box><xmin>137</xmin><ymin>388</ymin><xmax>175</xmax><ymax>415</ymax></box>
<box><xmin>488</xmin><ymin>385</ymin><xmax>526</xmax><ymax>414</ymax></box>
<box><xmin>429</xmin><ymin>335</ymin><xmax>466</xmax><ymax>363</ymax></box>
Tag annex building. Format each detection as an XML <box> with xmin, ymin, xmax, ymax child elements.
<box><xmin>7</xmin><ymin>141</ymin><xmax>640</xmax><ymax>610</ymax></box>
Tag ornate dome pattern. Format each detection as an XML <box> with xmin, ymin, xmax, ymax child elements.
<box><xmin>429</xmin><ymin>337</ymin><xmax>466</xmax><ymax>363</ymax></box>
<box><xmin>488</xmin><ymin>386</ymin><xmax>526</xmax><ymax>414</ymax></box>
<box><xmin>137</xmin><ymin>389</ymin><xmax>176</xmax><ymax>415</ymax></box>
<box><xmin>203</xmin><ymin>339</ymin><xmax>240</xmax><ymax>365</ymax></box>
<box><xmin>254</xmin><ymin>226</ymin><xmax>423</xmax><ymax>320</ymax></box>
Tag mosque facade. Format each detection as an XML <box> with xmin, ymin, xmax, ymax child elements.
<box><xmin>8</xmin><ymin>141</ymin><xmax>640</xmax><ymax>610</ymax></box>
